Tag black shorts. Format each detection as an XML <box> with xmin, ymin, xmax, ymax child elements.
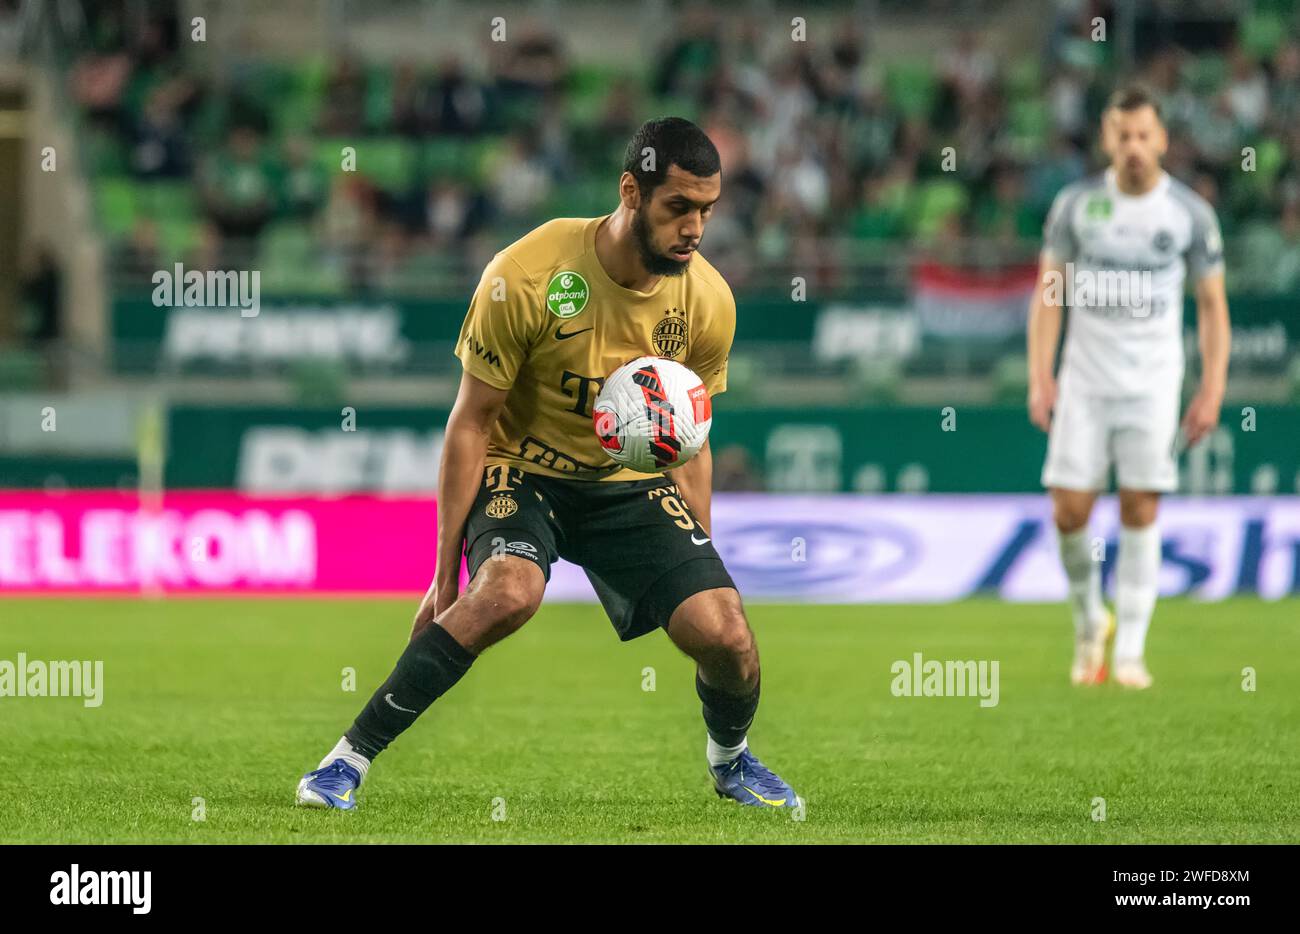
<box><xmin>463</xmin><ymin>465</ymin><xmax>736</xmax><ymax>641</ymax></box>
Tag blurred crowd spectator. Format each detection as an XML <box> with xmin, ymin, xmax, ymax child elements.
<box><xmin>60</xmin><ymin>1</ymin><xmax>1300</xmax><ymax>296</ymax></box>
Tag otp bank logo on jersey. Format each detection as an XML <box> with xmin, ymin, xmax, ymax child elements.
<box><xmin>547</xmin><ymin>271</ymin><xmax>589</xmax><ymax>318</ymax></box>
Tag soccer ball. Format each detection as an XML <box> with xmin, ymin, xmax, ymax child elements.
<box><xmin>593</xmin><ymin>356</ymin><xmax>712</xmax><ymax>473</ymax></box>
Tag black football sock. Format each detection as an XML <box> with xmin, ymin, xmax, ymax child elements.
<box><xmin>344</xmin><ymin>623</ymin><xmax>477</xmax><ymax>761</ymax></box>
<box><xmin>695</xmin><ymin>670</ymin><xmax>760</xmax><ymax>748</ymax></box>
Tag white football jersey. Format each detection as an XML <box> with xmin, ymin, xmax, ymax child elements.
<box><xmin>1042</xmin><ymin>168</ymin><xmax>1224</xmax><ymax>397</ymax></box>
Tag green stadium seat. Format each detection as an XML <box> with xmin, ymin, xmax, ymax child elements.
<box><xmin>256</xmin><ymin>221</ymin><xmax>345</xmax><ymax>295</ymax></box>
<box><xmin>137</xmin><ymin>180</ymin><xmax>197</xmax><ymax>221</ymax></box>
<box><xmin>187</xmin><ymin>97</ymin><xmax>230</xmax><ymax>150</ymax></box>
<box><xmin>95</xmin><ymin>177</ymin><xmax>138</xmax><ymax>237</ymax></box>
<box><xmin>846</xmin><ymin>208</ymin><xmax>903</xmax><ymax>242</ymax></box>
<box><xmin>314</xmin><ymin>138</ymin><xmax>352</xmax><ymax>176</ymax></box>
<box><xmin>258</xmin><ymin>219</ymin><xmax>314</xmax><ymax>257</ymax></box>
<box><xmin>1006</xmin><ymin>59</ymin><xmax>1042</xmax><ymax>100</ymax></box>
<box><xmin>247</xmin><ymin>58</ymin><xmax>325</xmax><ymax>138</ymax></box>
<box><xmin>496</xmin><ymin>95</ymin><xmax>545</xmax><ymax>129</ymax></box>
<box><xmin>294</xmin><ymin>57</ymin><xmax>331</xmax><ymax>98</ymax></box>
<box><xmin>270</xmin><ymin>88</ymin><xmax>320</xmax><ymax>136</ymax></box>
<box><xmin>566</xmin><ymin>64</ymin><xmax>617</xmax><ymax>99</ymax></box>
<box><xmin>315</xmin><ymin>137</ymin><xmax>415</xmax><ymax>191</ymax></box>
<box><xmin>356</xmin><ymin>137</ymin><xmax>415</xmax><ymax>191</ymax></box>
<box><xmin>1183</xmin><ymin>54</ymin><xmax>1227</xmax><ymax>95</ymax></box>
<box><xmin>910</xmin><ymin>180</ymin><xmax>968</xmax><ymax>238</ymax></box>
<box><xmin>81</xmin><ymin>126</ymin><xmax>129</xmax><ymax>176</ymax></box>
<box><xmin>544</xmin><ymin>178</ymin><xmax>612</xmax><ymax>218</ymax></box>
<box><xmin>1239</xmin><ymin>12</ymin><xmax>1286</xmax><ymax>58</ymax></box>
<box><xmin>364</xmin><ymin>66</ymin><xmax>395</xmax><ymax>132</ymax></box>
<box><xmin>565</xmin><ymin>88</ymin><xmax>610</xmax><ymax>128</ymax></box>
<box><xmin>241</xmin><ymin>62</ymin><xmax>296</xmax><ymax>107</ymax></box>
<box><xmin>655</xmin><ymin>95</ymin><xmax>699</xmax><ymax>123</ymax></box>
<box><xmin>1250</xmin><ymin>136</ymin><xmax>1285</xmax><ymax>181</ymax></box>
<box><xmin>419</xmin><ymin>138</ymin><xmax>479</xmax><ymax>182</ymax></box>
<box><xmin>885</xmin><ymin>61</ymin><xmax>937</xmax><ymax>118</ymax></box>
<box><xmin>1008</xmin><ymin>99</ymin><xmax>1050</xmax><ymax>156</ymax></box>
<box><xmin>155</xmin><ymin>217</ymin><xmax>200</xmax><ymax>263</ymax></box>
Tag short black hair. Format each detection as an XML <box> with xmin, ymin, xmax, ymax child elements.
<box><xmin>1107</xmin><ymin>84</ymin><xmax>1163</xmax><ymax>121</ymax></box>
<box><xmin>623</xmin><ymin>117</ymin><xmax>721</xmax><ymax>199</ymax></box>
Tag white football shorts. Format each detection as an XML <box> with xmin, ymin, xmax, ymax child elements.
<box><xmin>1041</xmin><ymin>384</ymin><xmax>1182</xmax><ymax>493</ymax></box>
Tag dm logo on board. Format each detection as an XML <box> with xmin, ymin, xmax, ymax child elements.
<box><xmin>547</xmin><ymin>271</ymin><xmax>590</xmax><ymax>319</ymax></box>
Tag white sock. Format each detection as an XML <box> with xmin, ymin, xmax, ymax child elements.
<box><xmin>1115</xmin><ymin>523</ymin><xmax>1161</xmax><ymax>661</ymax></box>
<box><xmin>706</xmin><ymin>735</ymin><xmax>748</xmax><ymax>767</ymax></box>
<box><xmin>1057</xmin><ymin>527</ymin><xmax>1105</xmax><ymax>640</ymax></box>
<box><xmin>319</xmin><ymin>736</ymin><xmax>370</xmax><ymax>783</ymax></box>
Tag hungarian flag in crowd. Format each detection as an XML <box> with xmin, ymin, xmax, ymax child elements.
<box><xmin>912</xmin><ymin>261</ymin><xmax>1039</xmax><ymax>340</ymax></box>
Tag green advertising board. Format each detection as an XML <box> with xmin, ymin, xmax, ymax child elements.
<box><xmin>109</xmin><ymin>294</ymin><xmax>832</xmax><ymax>374</ymax></box>
<box><xmin>164</xmin><ymin>403</ymin><xmax>1300</xmax><ymax>495</ymax></box>
<box><xmin>113</xmin><ymin>291</ymin><xmax>1294</xmax><ymax>375</ymax></box>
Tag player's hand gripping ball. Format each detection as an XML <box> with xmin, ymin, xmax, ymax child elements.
<box><xmin>592</xmin><ymin>356</ymin><xmax>712</xmax><ymax>473</ymax></box>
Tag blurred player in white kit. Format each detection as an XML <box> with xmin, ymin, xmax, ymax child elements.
<box><xmin>1026</xmin><ymin>86</ymin><xmax>1231</xmax><ymax>689</ymax></box>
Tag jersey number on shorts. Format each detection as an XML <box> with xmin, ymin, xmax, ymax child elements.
<box><xmin>659</xmin><ymin>494</ymin><xmax>696</xmax><ymax>530</ymax></box>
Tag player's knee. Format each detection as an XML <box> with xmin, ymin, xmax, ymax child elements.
<box><xmin>722</xmin><ymin>619</ymin><xmax>758</xmax><ymax>681</ymax></box>
<box><xmin>484</xmin><ymin>581</ymin><xmax>542</xmax><ymax>637</ymax></box>
<box><xmin>1119</xmin><ymin>496</ymin><xmax>1158</xmax><ymax>528</ymax></box>
<box><xmin>1053</xmin><ymin>500</ymin><xmax>1091</xmax><ymax>534</ymax></box>
<box><xmin>697</xmin><ymin>600</ymin><xmax>758</xmax><ymax>681</ymax></box>
<box><xmin>466</xmin><ymin>559</ymin><xmax>543</xmax><ymax>641</ymax></box>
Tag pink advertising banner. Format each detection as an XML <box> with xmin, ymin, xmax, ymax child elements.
<box><xmin>0</xmin><ymin>492</ymin><xmax>438</xmax><ymax>594</ymax></box>
<box><xmin>1</xmin><ymin>492</ymin><xmax>1298</xmax><ymax>601</ymax></box>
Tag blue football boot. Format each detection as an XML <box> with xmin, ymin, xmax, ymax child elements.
<box><xmin>295</xmin><ymin>758</ymin><xmax>362</xmax><ymax>810</ymax></box>
<box><xmin>710</xmin><ymin>748</ymin><xmax>800</xmax><ymax>808</ymax></box>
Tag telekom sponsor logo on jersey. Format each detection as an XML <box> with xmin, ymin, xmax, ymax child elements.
<box><xmin>1042</xmin><ymin>262</ymin><xmax>1156</xmax><ymax>317</ymax></box>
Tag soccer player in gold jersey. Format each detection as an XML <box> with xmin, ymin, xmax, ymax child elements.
<box><xmin>297</xmin><ymin>118</ymin><xmax>800</xmax><ymax>811</ymax></box>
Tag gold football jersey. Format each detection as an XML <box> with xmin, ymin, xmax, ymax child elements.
<box><xmin>455</xmin><ymin>214</ymin><xmax>736</xmax><ymax>481</ymax></box>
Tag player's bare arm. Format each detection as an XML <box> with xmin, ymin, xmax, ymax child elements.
<box><xmin>667</xmin><ymin>438</ymin><xmax>713</xmax><ymax>533</ymax></box>
<box><xmin>1026</xmin><ymin>253</ymin><xmax>1066</xmax><ymax>432</ymax></box>
<box><xmin>416</xmin><ymin>371</ymin><xmax>509</xmax><ymax>634</ymax></box>
<box><xmin>1182</xmin><ymin>270</ymin><xmax>1231</xmax><ymax>446</ymax></box>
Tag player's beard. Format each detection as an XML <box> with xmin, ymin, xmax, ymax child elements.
<box><xmin>1120</xmin><ymin>155</ymin><xmax>1159</xmax><ymax>190</ymax></box>
<box><xmin>632</xmin><ymin>206</ymin><xmax>691</xmax><ymax>277</ymax></box>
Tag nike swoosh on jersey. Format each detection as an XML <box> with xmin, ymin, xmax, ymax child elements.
<box><xmin>554</xmin><ymin>325</ymin><xmax>594</xmax><ymax>340</ymax></box>
<box><xmin>691</xmin><ymin>534</ymin><xmax>711</xmax><ymax>545</ymax></box>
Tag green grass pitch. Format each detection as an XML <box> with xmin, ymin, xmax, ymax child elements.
<box><xmin>1</xmin><ymin>597</ymin><xmax>1296</xmax><ymax>843</ymax></box>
